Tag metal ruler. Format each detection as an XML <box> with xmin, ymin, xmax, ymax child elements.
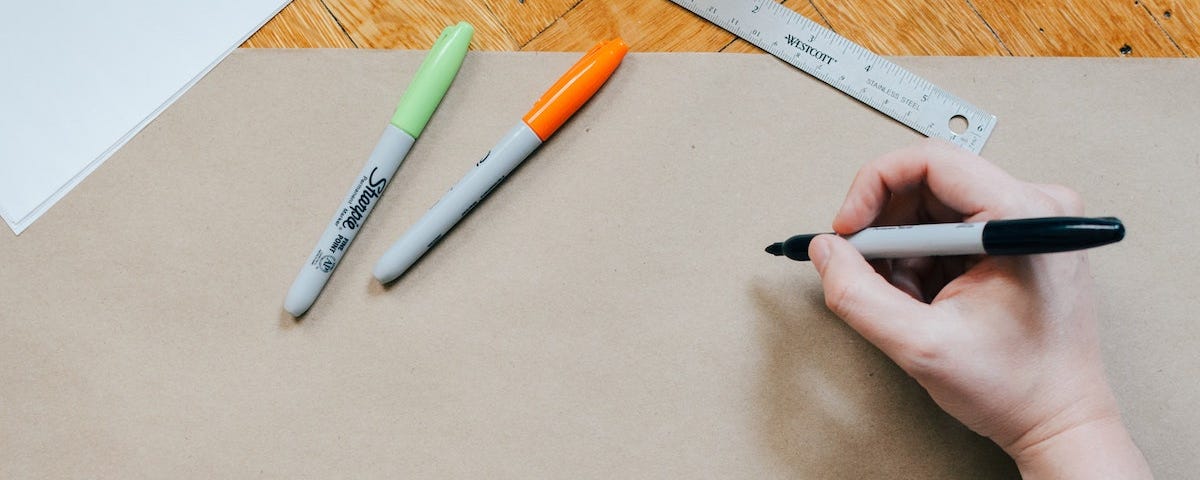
<box><xmin>670</xmin><ymin>0</ymin><xmax>997</xmax><ymax>153</ymax></box>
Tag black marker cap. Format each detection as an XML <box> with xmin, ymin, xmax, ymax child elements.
<box><xmin>982</xmin><ymin>217</ymin><xmax>1125</xmax><ymax>255</ymax></box>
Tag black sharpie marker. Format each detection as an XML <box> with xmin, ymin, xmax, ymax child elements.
<box><xmin>766</xmin><ymin>217</ymin><xmax>1125</xmax><ymax>261</ymax></box>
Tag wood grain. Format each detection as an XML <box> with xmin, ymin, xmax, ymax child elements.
<box><xmin>482</xmin><ymin>0</ymin><xmax>579</xmax><ymax>46</ymax></box>
<box><xmin>520</xmin><ymin>0</ymin><xmax>736</xmax><ymax>52</ymax></box>
<box><xmin>241</xmin><ymin>0</ymin><xmax>1196</xmax><ymax>57</ymax></box>
<box><xmin>321</xmin><ymin>0</ymin><xmax>518</xmax><ymax>50</ymax></box>
<box><xmin>812</xmin><ymin>0</ymin><xmax>1007</xmax><ymax>55</ymax></box>
<box><xmin>1139</xmin><ymin>0</ymin><xmax>1199</xmax><ymax>56</ymax></box>
<box><xmin>241</xmin><ymin>0</ymin><xmax>355</xmax><ymax>48</ymax></box>
<box><xmin>969</xmin><ymin>0</ymin><xmax>1183</xmax><ymax>56</ymax></box>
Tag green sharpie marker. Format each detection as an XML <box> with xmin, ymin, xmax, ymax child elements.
<box><xmin>285</xmin><ymin>22</ymin><xmax>473</xmax><ymax>317</ymax></box>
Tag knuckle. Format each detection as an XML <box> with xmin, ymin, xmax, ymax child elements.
<box><xmin>894</xmin><ymin>330</ymin><xmax>947</xmax><ymax>375</ymax></box>
<box><xmin>825</xmin><ymin>278</ymin><xmax>864</xmax><ymax>319</ymax></box>
<box><xmin>1037</xmin><ymin>197</ymin><xmax>1065</xmax><ymax>216</ymax></box>
<box><xmin>1031</xmin><ymin>183</ymin><xmax>1085</xmax><ymax>216</ymax></box>
<box><xmin>991</xmin><ymin>190</ymin><xmax>1036</xmax><ymax>217</ymax></box>
<box><xmin>850</xmin><ymin>162</ymin><xmax>878</xmax><ymax>189</ymax></box>
<box><xmin>1052</xmin><ymin>185</ymin><xmax>1085</xmax><ymax>215</ymax></box>
<box><xmin>1001</xmin><ymin>185</ymin><xmax>1074</xmax><ymax>217</ymax></box>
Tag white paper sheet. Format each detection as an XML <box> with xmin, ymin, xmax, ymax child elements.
<box><xmin>0</xmin><ymin>0</ymin><xmax>291</xmax><ymax>234</ymax></box>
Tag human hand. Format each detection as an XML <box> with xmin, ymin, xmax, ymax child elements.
<box><xmin>809</xmin><ymin>139</ymin><xmax>1150</xmax><ymax>478</ymax></box>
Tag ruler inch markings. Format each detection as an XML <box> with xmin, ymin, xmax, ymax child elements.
<box><xmin>670</xmin><ymin>0</ymin><xmax>996</xmax><ymax>154</ymax></box>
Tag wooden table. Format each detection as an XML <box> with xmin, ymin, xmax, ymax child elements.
<box><xmin>243</xmin><ymin>0</ymin><xmax>1196</xmax><ymax>57</ymax></box>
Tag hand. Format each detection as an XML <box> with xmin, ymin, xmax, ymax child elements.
<box><xmin>809</xmin><ymin>139</ymin><xmax>1151</xmax><ymax>478</ymax></box>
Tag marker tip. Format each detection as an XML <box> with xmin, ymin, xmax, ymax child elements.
<box><xmin>765</xmin><ymin>243</ymin><xmax>784</xmax><ymax>256</ymax></box>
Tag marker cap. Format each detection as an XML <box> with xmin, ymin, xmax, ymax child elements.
<box><xmin>522</xmin><ymin>38</ymin><xmax>628</xmax><ymax>141</ymax></box>
<box><xmin>982</xmin><ymin>216</ymin><xmax>1125</xmax><ymax>255</ymax></box>
<box><xmin>390</xmin><ymin>22</ymin><xmax>474</xmax><ymax>138</ymax></box>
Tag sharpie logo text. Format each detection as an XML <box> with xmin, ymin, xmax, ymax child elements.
<box><xmin>341</xmin><ymin>167</ymin><xmax>388</xmax><ymax>230</ymax></box>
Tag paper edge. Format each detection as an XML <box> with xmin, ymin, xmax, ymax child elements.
<box><xmin>2</xmin><ymin>0</ymin><xmax>292</xmax><ymax>236</ymax></box>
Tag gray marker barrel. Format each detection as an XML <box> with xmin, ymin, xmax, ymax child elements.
<box><xmin>848</xmin><ymin>222</ymin><xmax>986</xmax><ymax>259</ymax></box>
<box><xmin>372</xmin><ymin>123</ymin><xmax>543</xmax><ymax>283</ymax></box>
<box><xmin>284</xmin><ymin>125</ymin><xmax>415</xmax><ymax>316</ymax></box>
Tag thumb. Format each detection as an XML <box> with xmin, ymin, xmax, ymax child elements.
<box><xmin>809</xmin><ymin>234</ymin><xmax>932</xmax><ymax>353</ymax></box>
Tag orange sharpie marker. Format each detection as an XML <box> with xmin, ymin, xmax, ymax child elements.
<box><xmin>374</xmin><ymin>38</ymin><xmax>628</xmax><ymax>283</ymax></box>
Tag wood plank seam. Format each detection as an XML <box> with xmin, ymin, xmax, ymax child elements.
<box><xmin>522</xmin><ymin>0</ymin><xmax>587</xmax><ymax>49</ymax></box>
<box><xmin>805</xmin><ymin>0</ymin><xmax>835</xmax><ymax>32</ymax></box>
<box><xmin>1136</xmin><ymin>0</ymin><xmax>1188</xmax><ymax>56</ymax></box>
<box><xmin>320</xmin><ymin>0</ymin><xmax>359</xmax><ymax>48</ymax></box>
<box><xmin>480</xmin><ymin>1</ymin><xmax>520</xmax><ymax>49</ymax></box>
<box><xmin>964</xmin><ymin>0</ymin><xmax>1014</xmax><ymax>55</ymax></box>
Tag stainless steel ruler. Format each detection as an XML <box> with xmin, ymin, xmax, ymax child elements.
<box><xmin>670</xmin><ymin>0</ymin><xmax>997</xmax><ymax>153</ymax></box>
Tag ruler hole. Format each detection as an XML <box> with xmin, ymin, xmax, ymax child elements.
<box><xmin>948</xmin><ymin>115</ymin><xmax>969</xmax><ymax>135</ymax></box>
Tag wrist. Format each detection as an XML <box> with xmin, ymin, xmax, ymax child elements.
<box><xmin>1009</xmin><ymin>415</ymin><xmax>1152</xmax><ymax>479</ymax></box>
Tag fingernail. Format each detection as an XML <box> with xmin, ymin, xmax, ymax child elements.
<box><xmin>808</xmin><ymin>235</ymin><xmax>832</xmax><ymax>269</ymax></box>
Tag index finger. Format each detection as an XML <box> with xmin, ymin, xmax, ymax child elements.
<box><xmin>833</xmin><ymin>139</ymin><xmax>1028</xmax><ymax>234</ymax></box>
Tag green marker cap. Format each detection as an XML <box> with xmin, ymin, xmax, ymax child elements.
<box><xmin>390</xmin><ymin>22</ymin><xmax>474</xmax><ymax>138</ymax></box>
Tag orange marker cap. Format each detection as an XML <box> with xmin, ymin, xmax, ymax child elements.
<box><xmin>522</xmin><ymin>38</ymin><xmax>629</xmax><ymax>141</ymax></box>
